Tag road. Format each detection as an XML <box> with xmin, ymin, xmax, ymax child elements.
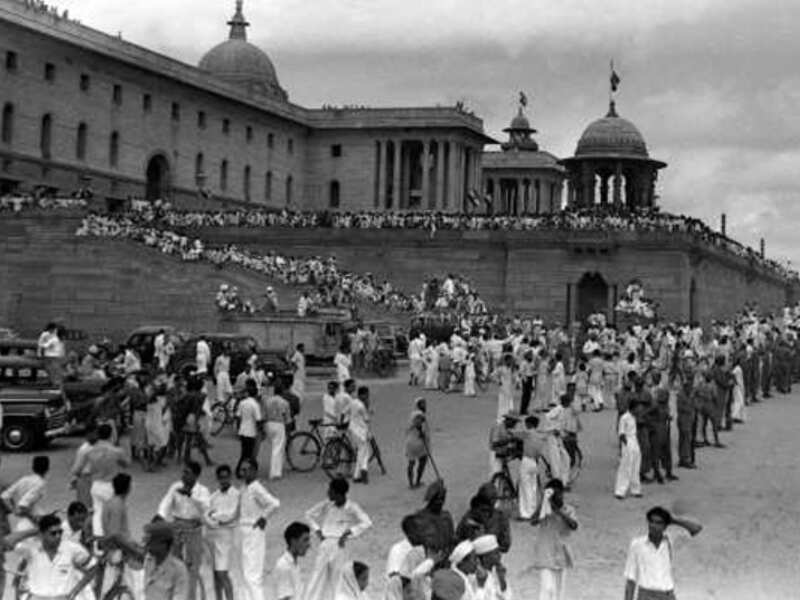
<box><xmin>1</xmin><ymin>374</ymin><xmax>798</xmax><ymax>599</ymax></box>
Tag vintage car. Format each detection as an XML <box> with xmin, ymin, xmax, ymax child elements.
<box><xmin>125</xmin><ymin>325</ymin><xmax>188</xmax><ymax>365</ymax></box>
<box><xmin>219</xmin><ymin>309</ymin><xmax>355</xmax><ymax>366</ymax></box>
<box><xmin>171</xmin><ymin>332</ymin><xmax>291</xmax><ymax>381</ymax></box>
<box><xmin>0</xmin><ymin>356</ymin><xmax>71</xmax><ymax>450</ymax></box>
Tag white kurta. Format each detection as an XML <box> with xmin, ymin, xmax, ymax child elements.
<box><xmin>731</xmin><ymin>364</ymin><xmax>746</xmax><ymax>422</ymax></box>
<box><xmin>614</xmin><ymin>412</ymin><xmax>642</xmax><ymax>498</ymax></box>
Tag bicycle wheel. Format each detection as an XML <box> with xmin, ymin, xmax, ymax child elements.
<box><xmin>210</xmin><ymin>402</ymin><xmax>228</xmax><ymax>436</ymax></box>
<box><xmin>491</xmin><ymin>471</ymin><xmax>516</xmax><ymax>515</ymax></box>
<box><xmin>286</xmin><ymin>431</ymin><xmax>321</xmax><ymax>472</ymax></box>
<box><xmin>321</xmin><ymin>438</ymin><xmax>355</xmax><ymax>479</ymax></box>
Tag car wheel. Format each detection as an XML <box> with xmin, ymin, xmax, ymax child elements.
<box><xmin>3</xmin><ymin>421</ymin><xmax>35</xmax><ymax>451</ymax></box>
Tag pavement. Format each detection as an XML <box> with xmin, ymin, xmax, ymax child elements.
<box><xmin>1</xmin><ymin>374</ymin><xmax>798</xmax><ymax>599</ymax></box>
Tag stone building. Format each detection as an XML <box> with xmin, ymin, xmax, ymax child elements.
<box><xmin>481</xmin><ymin>101</ymin><xmax>565</xmax><ymax>215</ymax></box>
<box><xmin>0</xmin><ymin>0</ymin><xmax>492</xmax><ymax>210</ymax></box>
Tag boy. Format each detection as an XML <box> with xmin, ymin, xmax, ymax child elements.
<box><xmin>206</xmin><ymin>465</ymin><xmax>239</xmax><ymax>600</ymax></box>
<box><xmin>274</xmin><ymin>521</ymin><xmax>312</xmax><ymax>600</ymax></box>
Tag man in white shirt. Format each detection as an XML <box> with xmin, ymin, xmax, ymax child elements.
<box><xmin>36</xmin><ymin>323</ymin><xmax>56</xmax><ymax>357</ymax></box>
<box><xmin>304</xmin><ymin>477</ymin><xmax>372</xmax><ymax>600</ymax></box>
<box><xmin>349</xmin><ymin>385</ymin><xmax>371</xmax><ymax>483</ymax></box>
<box><xmin>235</xmin><ymin>380</ymin><xmax>263</xmax><ymax>476</ymax></box>
<box><xmin>615</xmin><ymin>404</ymin><xmax>642</xmax><ymax>500</ymax></box>
<box><xmin>238</xmin><ymin>457</ymin><xmax>280</xmax><ymax>600</ymax></box>
<box><xmin>274</xmin><ymin>521</ymin><xmax>311</xmax><ymax>600</ymax></box>
<box><xmin>624</xmin><ymin>506</ymin><xmax>702</xmax><ymax>600</ymax></box>
<box><xmin>206</xmin><ymin>464</ymin><xmax>240</xmax><ymax>600</ymax></box>
<box><xmin>157</xmin><ymin>461</ymin><xmax>211</xmax><ymax>600</ymax></box>
<box><xmin>1</xmin><ymin>455</ymin><xmax>50</xmax><ymax>532</ymax></box>
<box><xmin>196</xmin><ymin>336</ymin><xmax>211</xmax><ymax>375</ymax></box>
<box><xmin>10</xmin><ymin>514</ymin><xmax>91</xmax><ymax>598</ymax></box>
<box><xmin>289</xmin><ymin>343</ymin><xmax>306</xmax><ymax>403</ymax></box>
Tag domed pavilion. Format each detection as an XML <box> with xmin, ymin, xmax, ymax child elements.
<box><xmin>199</xmin><ymin>0</ymin><xmax>288</xmax><ymax>101</ymax></box>
<box><xmin>481</xmin><ymin>100</ymin><xmax>564</xmax><ymax>215</ymax></box>
<box><xmin>560</xmin><ymin>100</ymin><xmax>666</xmax><ymax>209</ymax></box>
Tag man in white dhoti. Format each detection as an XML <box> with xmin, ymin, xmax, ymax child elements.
<box><xmin>614</xmin><ymin>403</ymin><xmax>642</xmax><ymax>500</ymax></box>
<box><xmin>238</xmin><ymin>457</ymin><xmax>280</xmax><ymax>600</ymax></box>
<box><xmin>511</xmin><ymin>416</ymin><xmax>546</xmax><ymax>520</ymax></box>
<box><xmin>206</xmin><ymin>464</ymin><xmax>239</xmax><ymax>600</ymax></box>
<box><xmin>303</xmin><ymin>478</ymin><xmax>372</xmax><ymax>600</ymax></box>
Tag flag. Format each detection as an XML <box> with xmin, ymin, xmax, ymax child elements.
<box><xmin>484</xmin><ymin>193</ymin><xmax>493</xmax><ymax>206</ymax></box>
<box><xmin>610</xmin><ymin>67</ymin><xmax>621</xmax><ymax>93</ymax></box>
<box><xmin>469</xmin><ymin>189</ymin><xmax>480</xmax><ymax>207</ymax></box>
<box><xmin>519</xmin><ymin>91</ymin><xmax>528</xmax><ymax>107</ymax></box>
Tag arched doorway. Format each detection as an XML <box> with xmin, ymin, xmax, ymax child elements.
<box><xmin>576</xmin><ymin>272</ymin><xmax>609</xmax><ymax>322</ymax></box>
<box><xmin>145</xmin><ymin>154</ymin><xmax>171</xmax><ymax>201</ymax></box>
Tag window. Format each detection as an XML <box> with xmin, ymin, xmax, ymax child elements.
<box><xmin>109</xmin><ymin>131</ymin><xmax>119</xmax><ymax>167</ymax></box>
<box><xmin>287</xmin><ymin>138</ymin><xmax>294</xmax><ymax>154</ymax></box>
<box><xmin>142</xmin><ymin>93</ymin><xmax>152</xmax><ymax>112</ymax></box>
<box><xmin>79</xmin><ymin>73</ymin><xmax>90</xmax><ymax>92</ymax></box>
<box><xmin>264</xmin><ymin>171</ymin><xmax>272</xmax><ymax>201</ymax></box>
<box><xmin>331</xmin><ymin>144</ymin><xmax>342</xmax><ymax>157</ymax></box>
<box><xmin>222</xmin><ymin>119</ymin><xmax>230</xmax><ymax>135</ymax></box>
<box><xmin>286</xmin><ymin>175</ymin><xmax>293</xmax><ymax>205</ymax></box>
<box><xmin>220</xmin><ymin>159</ymin><xmax>228</xmax><ymax>191</ymax></box>
<box><xmin>197</xmin><ymin>111</ymin><xmax>206</xmax><ymax>129</ymax></box>
<box><xmin>1</xmin><ymin>103</ymin><xmax>13</xmax><ymax>144</ymax></box>
<box><xmin>5</xmin><ymin>51</ymin><xmax>17</xmax><ymax>72</ymax></box>
<box><xmin>171</xmin><ymin>102</ymin><xmax>180</xmax><ymax>122</ymax></box>
<box><xmin>112</xmin><ymin>84</ymin><xmax>122</xmax><ymax>106</ymax></box>
<box><xmin>329</xmin><ymin>180</ymin><xmax>340</xmax><ymax>208</ymax></box>
<box><xmin>246</xmin><ymin>126</ymin><xmax>253</xmax><ymax>142</ymax></box>
<box><xmin>195</xmin><ymin>153</ymin><xmax>204</xmax><ymax>179</ymax></box>
<box><xmin>76</xmin><ymin>122</ymin><xmax>87</xmax><ymax>160</ymax></box>
<box><xmin>243</xmin><ymin>165</ymin><xmax>251</xmax><ymax>201</ymax></box>
<box><xmin>44</xmin><ymin>62</ymin><xmax>55</xmax><ymax>82</ymax></box>
<box><xmin>40</xmin><ymin>114</ymin><xmax>52</xmax><ymax>159</ymax></box>
<box><xmin>267</xmin><ymin>133</ymin><xmax>274</xmax><ymax>149</ymax></box>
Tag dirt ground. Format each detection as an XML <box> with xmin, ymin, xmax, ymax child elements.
<box><xmin>2</xmin><ymin>372</ymin><xmax>798</xmax><ymax>600</ymax></box>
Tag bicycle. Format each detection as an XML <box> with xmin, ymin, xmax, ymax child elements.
<box><xmin>209</xmin><ymin>395</ymin><xmax>240</xmax><ymax>436</ymax></box>
<box><xmin>491</xmin><ymin>446</ymin><xmax>553</xmax><ymax>517</ymax></box>
<box><xmin>287</xmin><ymin>419</ymin><xmax>387</xmax><ymax>477</ymax></box>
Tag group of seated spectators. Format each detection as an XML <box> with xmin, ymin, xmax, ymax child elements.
<box><xmin>75</xmin><ymin>213</ymin><xmax>488</xmax><ymax>318</ymax></box>
<box><xmin>0</xmin><ymin>192</ymin><xmax>89</xmax><ymax>212</ymax></box>
<box><xmin>120</xmin><ymin>205</ymin><xmax>797</xmax><ymax>281</ymax></box>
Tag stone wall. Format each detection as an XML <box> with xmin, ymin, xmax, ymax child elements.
<box><xmin>0</xmin><ymin>214</ymin><xmax>792</xmax><ymax>342</ymax></box>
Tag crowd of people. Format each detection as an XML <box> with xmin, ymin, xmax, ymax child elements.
<box><xmin>118</xmin><ymin>205</ymin><xmax>797</xmax><ymax>282</ymax></box>
<box><xmin>0</xmin><ymin>193</ymin><xmax>89</xmax><ymax>212</ymax></box>
<box><xmin>75</xmin><ymin>213</ymin><xmax>491</xmax><ymax>319</ymax></box>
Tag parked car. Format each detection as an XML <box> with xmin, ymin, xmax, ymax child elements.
<box><xmin>172</xmin><ymin>333</ymin><xmax>291</xmax><ymax>381</ymax></box>
<box><xmin>0</xmin><ymin>356</ymin><xmax>70</xmax><ymax>451</ymax></box>
<box><xmin>125</xmin><ymin>325</ymin><xmax>187</xmax><ymax>366</ymax></box>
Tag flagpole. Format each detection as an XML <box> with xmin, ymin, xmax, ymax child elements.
<box><xmin>609</xmin><ymin>59</ymin><xmax>614</xmax><ymax>105</ymax></box>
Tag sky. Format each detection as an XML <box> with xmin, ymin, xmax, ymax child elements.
<box><xmin>55</xmin><ymin>0</ymin><xmax>800</xmax><ymax>265</ymax></box>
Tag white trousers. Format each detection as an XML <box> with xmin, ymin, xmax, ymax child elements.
<box><xmin>353</xmin><ymin>436</ymin><xmax>369</xmax><ymax>477</ymax></box>
<box><xmin>304</xmin><ymin>538</ymin><xmax>345</xmax><ymax>600</ymax></box>
<box><xmin>518</xmin><ymin>456</ymin><xmax>539</xmax><ymax>519</ymax></box>
<box><xmin>588</xmin><ymin>384</ymin><xmax>604</xmax><ymax>409</ymax></box>
<box><xmin>239</xmin><ymin>525</ymin><xmax>266</xmax><ymax>600</ymax></box>
<box><xmin>539</xmin><ymin>568</ymin><xmax>566</xmax><ymax>600</ymax></box>
<box><xmin>90</xmin><ymin>480</ymin><xmax>114</xmax><ymax>536</ymax></box>
<box><xmin>614</xmin><ymin>441</ymin><xmax>642</xmax><ymax>498</ymax></box>
<box><xmin>266</xmin><ymin>421</ymin><xmax>286</xmax><ymax>479</ymax></box>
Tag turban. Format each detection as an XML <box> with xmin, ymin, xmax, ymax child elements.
<box><xmin>473</xmin><ymin>534</ymin><xmax>498</xmax><ymax>555</ymax></box>
<box><xmin>449</xmin><ymin>540</ymin><xmax>474</xmax><ymax>565</ymax></box>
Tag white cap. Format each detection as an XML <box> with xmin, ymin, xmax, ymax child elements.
<box><xmin>449</xmin><ymin>540</ymin><xmax>474</xmax><ymax>565</ymax></box>
<box><xmin>473</xmin><ymin>534</ymin><xmax>498</xmax><ymax>555</ymax></box>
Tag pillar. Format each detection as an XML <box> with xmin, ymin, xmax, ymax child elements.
<box><xmin>516</xmin><ymin>179</ymin><xmax>523</xmax><ymax>217</ymax></box>
<box><xmin>600</xmin><ymin>174</ymin><xmax>609</xmax><ymax>205</ymax></box>
<box><xmin>421</xmin><ymin>140</ymin><xmax>431</xmax><ymax>210</ymax></box>
<box><xmin>377</xmin><ymin>140</ymin><xmax>387</xmax><ymax>209</ymax></box>
<box><xmin>613</xmin><ymin>163</ymin><xmax>622</xmax><ymax>206</ymax></box>
<box><xmin>447</xmin><ymin>139</ymin><xmax>457</xmax><ymax>211</ymax></box>
<box><xmin>392</xmin><ymin>139</ymin><xmax>401</xmax><ymax>210</ymax></box>
<box><xmin>435</xmin><ymin>141</ymin><xmax>445</xmax><ymax>210</ymax></box>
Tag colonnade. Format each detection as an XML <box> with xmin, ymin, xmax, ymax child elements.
<box><xmin>374</xmin><ymin>138</ymin><xmax>481</xmax><ymax>212</ymax></box>
<box><xmin>483</xmin><ymin>176</ymin><xmax>562</xmax><ymax>215</ymax></box>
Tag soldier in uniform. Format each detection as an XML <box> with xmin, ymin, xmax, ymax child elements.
<box><xmin>675</xmin><ymin>372</ymin><xmax>697</xmax><ymax>469</ymax></box>
<box><xmin>693</xmin><ymin>371</ymin><xmax>723</xmax><ymax>448</ymax></box>
<box><xmin>651</xmin><ymin>376</ymin><xmax>677</xmax><ymax>481</ymax></box>
<box><xmin>710</xmin><ymin>356</ymin><xmax>733</xmax><ymax>431</ymax></box>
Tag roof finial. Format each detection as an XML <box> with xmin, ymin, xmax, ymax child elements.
<box><xmin>228</xmin><ymin>0</ymin><xmax>249</xmax><ymax>41</ymax></box>
<box><xmin>607</xmin><ymin>100</ymin><xmax>618</xmax><ymax>118</ymax></box>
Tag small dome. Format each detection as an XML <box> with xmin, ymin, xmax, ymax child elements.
<box><xmin>575</xmin><ymin>102</ymin><xmax>648</xmax><ymax>158</ymax></box>
<box><xmin>510</xmin><ymin>112</ymin><xmax>530</xmax><ymax>131</ymax></box>
<box><xmin>198</xmin><ymin>1</ymin><xmax>287</xmax><ymax>101</ymax></box>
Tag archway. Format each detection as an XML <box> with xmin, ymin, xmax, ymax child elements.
<box><xmin>576</xmin><ymin>272</ymin><xmax>609</xmax><ymax>322</ymax></box>
<box><xmin>145</xmin><ymin>154</ymin><xmax>171</xmax><ymax>201</ymax></box>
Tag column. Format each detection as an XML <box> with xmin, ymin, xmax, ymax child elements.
<box><xmin>421</xmin><ymin>140</ymin><xmax>431</xmax><ymax>210</ymax></box>
<box><xmin>516</xmin><ymin>179</ymin><xmax>523</xmax><ymax>217</ymax></box>
<box><xmin>435</xmin><ymin>140</ymin><xmax>445</xmax><ymax>210</ymax></box>
<box><xmin>392</xmin><ymin>139</ymin><xmax>401</xmax><ymax>210</ymax></box>
<box><xmin>401</xmin><ymin>143</ymin><xmax>412</xmax><ymax>210</ymax></box>
<box><xmin>600</xmin><ymin>174</ymin><xmax>609</xmax><ymax>205</ymax></box>
<box><xmin>613</xmin><ymin>162</ymin><xmax>622</xmax><ymax>206</ymax></box>
<box><xmin>377</xmin><ymin>140</ymin><xmax>386</xmax><ymax>209</ymax></box>
<box><xmin>447</xmin><ymin>139</ymin><xmax>457</xmax><ymax>211</ymax></box>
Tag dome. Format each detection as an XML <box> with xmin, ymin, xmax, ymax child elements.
<box><xmin>509</xmin><ymin>112</ymin><xmax>530</xmax><ymax>131</ymax></box>
<box><xmin>575</xmin><ymin>102</ymin><xmax>648</xmax><ymax>158</ymax></box>
<box><xmin>198</xmin><ymin>1</ymin><xmax>287</xmax><ymax>101</ymax></box>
